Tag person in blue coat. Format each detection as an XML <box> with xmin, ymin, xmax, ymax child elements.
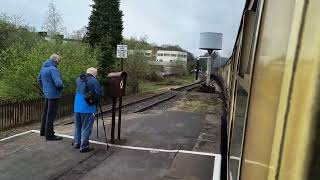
<box><xmin>74</xmin><ymin>67</ymin><xmax>103</xmax><ymax>153</ymax></box>
<box><xmin>37</xmin><ymin>54</ymin><xmax>64</xmax><ymax>140</ymax></box>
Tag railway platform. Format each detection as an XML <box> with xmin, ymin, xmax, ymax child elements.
<box><xmin>0</xmin><ymin>90</ymin><xmax>222</xmax><ymax>180</ymax></box>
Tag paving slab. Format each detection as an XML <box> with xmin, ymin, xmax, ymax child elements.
<box><xmin>163</xmin><ymin>153</ymin><xmax>215</xmax><ymax>180</ymax></box>
<box><xmin>80</xmin><ymin>149</ymin><xmax>176</xmax><ymax>180</ymax></box>
<box><xmin>0</xmin><ymin>108</ymin><xmax>220</xmax><ymax>180</ymax></box>
<box><xmin>0</xmin><ymin>133</ymin><xmax>111</xmax><ymax>180</ymax></box>
<box><xmin>0</xmin><ymin>132</ymin><xmax>216</xmax><ymax>180</ymax></box>
<box><xmin>92</xmin><ymin>111</ymin><xmax>206</xmax><ymax>150</ymax></box>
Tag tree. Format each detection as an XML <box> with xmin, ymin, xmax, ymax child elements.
<box><xmin>70</xmin><ymin>26</ymin><xmax>87</xmax><ymax>40</ymax></box>
<box><xmin>0</xmin><ymin>42</ymin><xmax>98</xmax><ymax>100</ymax></box>
<box><xmin>42</xmin><ymin>1</ymin><xmax>65</xmax><ymax>35</ymax></box>
<box><xmin>0</xmin><ymin>13</ymin><xmax>24</xmax><ymax>27</ymax></box>
<box><xmin>171</xmin><ymin>60</ymin><xmax>185</xmax><ymax>77</ymax></box>
<box><xmin>86</xmin><ymin>0</ymin><xmax>123</xmax><ymax>76</ymax></box>
<box><xmin>0</xmin><ymin>15</ymin><xmax>39</xmax><ymax>52</ymax></box>
<box><xmin>123</xmin><ymin>37</ymin><xmax>150</xmax><ymax>94</ymax></box>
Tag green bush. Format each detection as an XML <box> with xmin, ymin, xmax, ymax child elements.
<box><xmin>0</xmin><ymin>41</ymin><xmax>98</xmax><ymax>100</ymax></box>
<box><xmin>0</xmin><ymin>20</ymin><xmax>40</xmax><ymax>52</ymax></box>
<box><xmin>146</xmin><ymin>71</ymin><xmax>163</xmax><ymax>81</ymax></box>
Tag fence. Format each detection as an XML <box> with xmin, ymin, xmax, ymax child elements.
<box><xmin>0</xmin><ymin>95</ymin><xmax>76</xmax><ymax>131</ymax></box>
<box><xmin>0</xmin><ymin>85</ymin><xmax>133</xmax><ymax>131</ymax></box>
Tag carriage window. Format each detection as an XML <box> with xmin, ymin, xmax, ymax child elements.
<box><xmin>229</xmin><ymin>85</ymin><xmax>249</xmax><ymax>179</ymax></box>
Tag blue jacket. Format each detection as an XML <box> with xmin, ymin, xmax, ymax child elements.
<box><xmin>37</xmin><ymin>59</ymin><xmax>64</xmax><ymax>99</ymax></box>
<box><xmin>74</xmin><ymin>73</ymin><xmax>103</xmax><ymax>113</ymax></box>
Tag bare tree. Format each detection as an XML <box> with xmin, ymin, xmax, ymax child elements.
<box><xmin>70</xmin><ymin>26</ymin><xmax>87</xmax><ymax>40</ymax></box>
<box><xmin>0</xmin><ymin>13</ymin><xmax>24</xmax><ymax>27</ymax></box>
<box><xmin>42</xmin><ymin>1</ymin><xmax>65</xmax><ymax>35</ymax></box>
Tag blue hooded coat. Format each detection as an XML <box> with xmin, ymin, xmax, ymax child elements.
<box><xmin>74</xmin><ymin>73</ymin><xmax>103</xmax><ymax>113</ymax></box>
<box><xmin>37</xmin><ymin>59</ymin><xmax>64</xmax><ymax>99</ymax></box>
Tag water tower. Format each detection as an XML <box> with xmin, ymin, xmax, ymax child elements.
<box><xmin>199</xmin><ymin>32</ymin><xmax>223</xmax><ymax>86</ymax></box>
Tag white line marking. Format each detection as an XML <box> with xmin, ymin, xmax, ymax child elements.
<box><xmin>179</xmin><ymin>150</ymin><xmax>220</xmax><ymax>157</ymax></box>
<box><xmin>212</xmin><ymin>153</ymin><xmax>221</xmax><ymax>180</ymax></box>
<box><xmin>31</xmin><ymin>130</ymin><xmax>220</xmax><ymax>156</ymax></box>
<box><xmin>27</xmin><ymin>130</ymin><xmax>223</xmax><ymax>180</ymax></box>
<box><xmin>0</xmin><ymin>130</ymin><xmax>33</xmax><ymax>142</ymax></box>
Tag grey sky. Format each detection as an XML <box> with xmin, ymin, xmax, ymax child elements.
<box><xmin>0</xmin><ymin>0</ymin><xmax>245</xmax><ymax>57</ymax></box>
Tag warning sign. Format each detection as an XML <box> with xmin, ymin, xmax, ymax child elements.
<box><xmin>116</xmin><ymin>45</ymin><xmax>128</xmax><ymax>59</ymax></box>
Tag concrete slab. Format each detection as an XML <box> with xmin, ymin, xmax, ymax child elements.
<box><xmin>163</xmin><ymin>153</ymin><xmax>215</xmax><ymax>180</ymax></box>
<box><xmin>0</xmin><ymin>133</ymin><xmax>111</xmax><ymax>180</ymax></box>
<box><xmin>92</xmin><ymin>111</ymin><xmax>206</xmax><ymax>150</ymax></box>
<box><xmin>0</xmin><ymin>107</ymin><xmax>221</xmax><ymax>180</ymax></box>
<box><xmin>79</xmin><ymin>149</ymin><xmax>176</xmax><ymax>180</ymax></box>
<box><xmin>0</xmin><ymin>132</ymin><xmax>217</xmax><ymax>180</ymax></box>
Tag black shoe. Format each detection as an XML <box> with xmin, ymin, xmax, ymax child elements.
<box><xmin>74</xmin><ymin>144</ymin><xmax>80</xmax><ymax>149</ymax></box>
<box><xmin>46</xmin><ymin>135</ymin><xmax>63</xmax><ymax>141</ymax></box>
<box><xmin>80</xmin><ymin>147</ymin><xmax>94</xmax><ymax>153</ymax></box>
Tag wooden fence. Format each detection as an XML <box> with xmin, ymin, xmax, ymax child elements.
<box><xmin>0</xmin><ymin>95</ymin><xmax>78</xmax><ymax>131</ymax></box>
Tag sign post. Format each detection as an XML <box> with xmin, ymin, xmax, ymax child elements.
<box><xmin>117</xmin><ymin>44</ymin><xmax>127</xmax><ymax>71</ymax></box>
<box><xmin>116</xmin><ymin>44</ymin><xmax>127</xmax><ymax>141</ymax></box>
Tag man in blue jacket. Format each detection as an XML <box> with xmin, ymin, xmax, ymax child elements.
<box><xmin>74</xmin><ymin>67</ymin><xmax>103</xmax><ymax>153</ymax></box>
<box><xmin>37</xmin><ymin>54</ymin><xmax>64</xmax><ymax>141</ymax></box>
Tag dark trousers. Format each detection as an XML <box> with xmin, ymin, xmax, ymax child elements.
<box><xmin>40</xmin><ymin>98</ymin><xmax>58</xmax><ymax>138</ymax></box>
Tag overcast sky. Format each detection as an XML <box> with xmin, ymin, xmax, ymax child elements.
<box><xmin>0</xmin><ymin>0</ymin><xmax>245</xmax><ymax>57</ymax></box>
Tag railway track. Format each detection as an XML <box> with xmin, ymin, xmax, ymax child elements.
<box><xmin>60</xmin><ymin>80</ymin><xmax>203</xmax><ymax>125</ymax></box>
<box><xmin>99</xmin><ymin>80</ymin><xmax>204</xmax><ymax>116</ymax></box>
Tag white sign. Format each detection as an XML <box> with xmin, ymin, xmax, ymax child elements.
<box><xmin>117</xmin><ymin>45</ymin><xmax>128</xmax><ymax>58</ymax></box>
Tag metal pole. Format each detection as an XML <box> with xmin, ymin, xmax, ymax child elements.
<box><xmin>111</xmin><ymin>97</ymin><xmax>117</xmax><ymax>143</ymax></box>
<box><xmin>118</xmin><ymin>97</ymin><xmax>122</xmax><ymax>140</ymax></box>
<box><xmin>196</xmin><ymin>59</ymin><xmax>200</xmax><ymax>80</ymax></box>
<box><xmin>120</xmin><ymin>58</ymin><xmax>124</xmax><ymax>71</ymax></box>
<box><xmin>96</xmin><ymin>113</ymin><xmax>99</xmax><ymax>139</ymax></box>
<box><xmin>206</xmin><ymin>56</ymin><xmax>212</xmax><ymax>86</ymax></box>
<box><xmin>118</xmin><ymin>57</ymin><xmax>124</xmax><ymax>140</ymax></box>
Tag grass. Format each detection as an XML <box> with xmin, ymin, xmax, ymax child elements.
<box><xmin>140</xmin><ymin>74</ymin><xmax>196</xmax><ymax>93</ymax></box>
<box><xmin>170</xmin><ymin>93</ymin><xmax>222</xmax><ymax>114</ymax></box>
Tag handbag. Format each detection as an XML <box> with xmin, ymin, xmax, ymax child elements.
<box><xmin>83</xmin><ymin>75</ymin><xmax>98</xmax><ymax>106</ymax></box>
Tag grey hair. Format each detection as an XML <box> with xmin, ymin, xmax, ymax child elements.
<box><xmin>50</xmin><ymin>54</ymin><xmax>60</xmax><ymax>62</ymax></box>
<box><xmin>86</xmin><ymin>67</ymin><xmax>98</xmax><ymax>77</ymax></box>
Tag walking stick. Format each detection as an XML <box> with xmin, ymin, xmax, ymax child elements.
<box><xmin>99</xmin><ymin>102</ymin><xmax>109</xmax><ymax>149</ymax></box>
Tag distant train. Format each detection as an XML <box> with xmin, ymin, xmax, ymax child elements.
<box><xmin>213</xmin><ymin>0</ymin><xmax>319</xmax><ymax>180</ymax></box>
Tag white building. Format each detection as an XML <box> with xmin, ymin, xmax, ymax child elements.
<box><xmin>128</xmin><ymin>49</ymin><xmax>188</xmax><ymax>76</ymax></box>
<box><xmin>155</xmin><ymin>50</ymin><xmax>187</xmax><ymax>63</ymax></box>
<box><xmin>128</xmin><ymin>50</ymin><xmax>152</xmax><ymax>57</ymax></box>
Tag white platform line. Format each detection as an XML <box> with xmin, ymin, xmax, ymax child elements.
<box><xmin>212</xmin><ymin>153</ymin><xmax>221</xmax><ymax>180</ymax></box>
<box><xmin>24</xmin><ymin>130</ymin><xmax>222</xmax><ymax>180</ymax></box>
<box><xmin>0</xmin><ymin>130</ymin><xmax>33</xmax><ymax>142</ymax></box>
<box><xmin>31</xmin><ymin>130</ymin><xmax>221</xmax><ymax>156</ymax></box>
